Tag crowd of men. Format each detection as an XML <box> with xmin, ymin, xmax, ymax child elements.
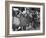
<box><xmin>12</xmin><ymin>7</ymin><xmax>40</xmax><ymax>31</ymax></box>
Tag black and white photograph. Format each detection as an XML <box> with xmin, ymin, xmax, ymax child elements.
<box><xmin>5</xmin><ymin>1</ymin><xmax>45</xmax><ymax>37</ymax></box>
<box><xmin>12</xmin><ymin>7</ymin><xmax>40</xmax><ymax>31</ymax></box>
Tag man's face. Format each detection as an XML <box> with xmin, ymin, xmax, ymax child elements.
<box><xmin>26</xmin><ymin>10</ymin><xmax>30</xmax><ymax>14</ymax></box>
